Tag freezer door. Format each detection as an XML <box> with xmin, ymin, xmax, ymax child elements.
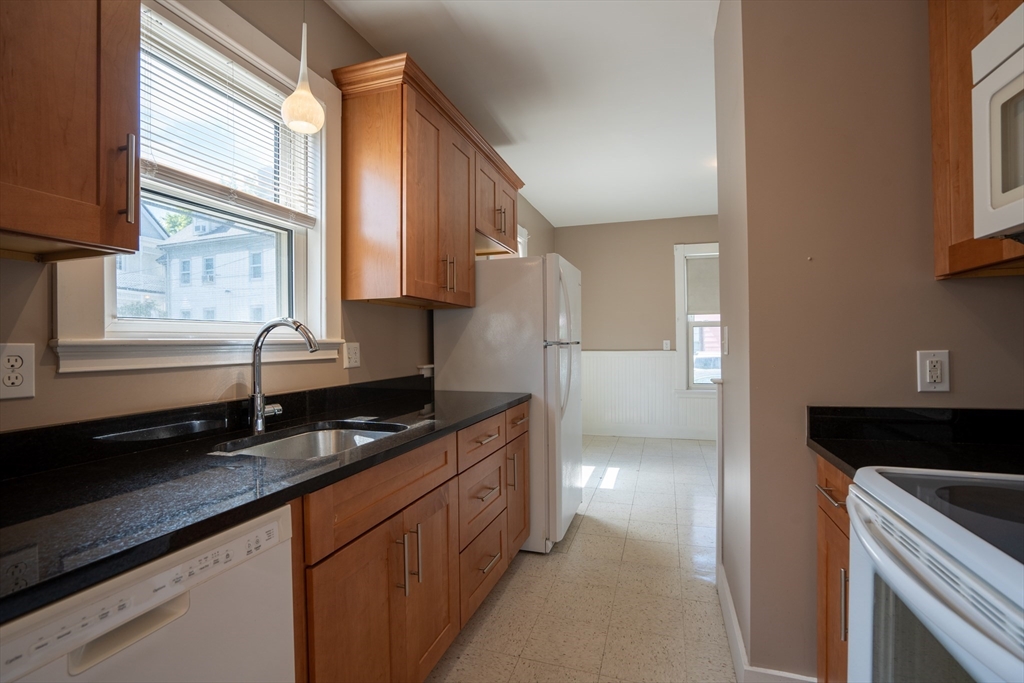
<box><xmin>544</xmin><ymin>254</ymin><xmax>582</xmax><ymax>344</ymax></box>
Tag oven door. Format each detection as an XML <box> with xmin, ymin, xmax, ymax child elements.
<box><xmin>847</xmin><ymin>488</ymin><xmax>1024</xmax><ymax>683</ymax></box>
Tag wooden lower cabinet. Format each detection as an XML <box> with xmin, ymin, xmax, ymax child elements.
<box><xmin>506</xmin><ymin>433</ymin><xmax>530</xmax><ymax>558</ymax></box>
<box><xmin>817</xmin><ymin>458</ymin><xmax>851</xmax><ymax>683</ymax></box>
<box><xmin>307</xmin><ymin>480</ymin><xmax>460</xmax><ymax>683</ymax></box>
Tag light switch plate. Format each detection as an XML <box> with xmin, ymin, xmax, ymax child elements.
<box><xmin>0</xmin><ymin>343</ymin><xmax>35</xmax><ymax>399</ymax></box>
<box><xmin>663</xmin><ymin>340</ymin><xmax>671</xmax><ymax>351</ymax></box>
<box><xmin>916</xmin><ymin>350</ymin><xmax>949</xmax><ymax>392</ymax></box>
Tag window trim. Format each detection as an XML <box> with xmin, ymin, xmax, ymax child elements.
<box><xmin>51</xmin><ymin>0</ymin><xmax>342</xmax><ymax>373</ymax></box>
<box><xmin>673</xmin><ymin>242</ymin><xmax>720</xmax><ymax>396</ymax></box>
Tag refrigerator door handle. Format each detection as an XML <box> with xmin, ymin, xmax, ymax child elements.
<box><xmin>543</xmin><ymin>341</ymin><xmax>580</xmax><ymax>347</ymax></box>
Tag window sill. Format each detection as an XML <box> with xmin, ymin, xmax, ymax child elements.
<box><xmin>50</xmin><ymin>337</ymin><xmax>343</xmax><ymax>374</ymax></box>
<box><xmin>673</xmin><ymin>388</ymin><xmax>717</xmax><ymax>399</ymax></box>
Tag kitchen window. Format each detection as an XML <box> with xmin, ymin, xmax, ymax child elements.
<box><xmin>674</xmin><ymin>243</ymin><xmax>721</xmax><ymax>391</ymax></box>
<box><xmin>51</xmin><ymin>0</ymin><xmax>343</xmax><ymax>372</ymax></box>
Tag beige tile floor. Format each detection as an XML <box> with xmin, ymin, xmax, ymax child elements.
<box><xmin>427</xmin><ymin>436</ymin><xmax>736</xmax><ymax>683</ymax></box>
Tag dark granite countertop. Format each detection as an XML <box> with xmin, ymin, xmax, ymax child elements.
<box><xmin>807</xmin><ymin>406</ymin><xmax>1023</xmax><ymax>479</ymax></box>
<box><xmin>0</xmin><ymin>377</ymin><xmax>529</xmax><ymax>624</ymax></box>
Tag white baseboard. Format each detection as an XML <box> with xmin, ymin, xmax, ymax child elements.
<box><xmin>718</xmin><ymin>562</ymin><xmax>817</xmax><ymax>683</ymax></box>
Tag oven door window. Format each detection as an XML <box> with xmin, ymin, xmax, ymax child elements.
<box><xmin>873</xmin><ymin>574</ymin><xmax>976</xmax><ymax>682</ymax></box>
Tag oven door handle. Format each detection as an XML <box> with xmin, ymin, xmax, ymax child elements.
<box><xmin>848</xmin><ymin>492</ymin><xmax>1024</xmax><ymax>681</ymax></box>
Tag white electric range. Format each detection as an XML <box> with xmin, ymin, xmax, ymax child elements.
<box><xmin>847</xmin><ymin>466</ymin><xmax>1024</xmax><ymax>682</ymax></box>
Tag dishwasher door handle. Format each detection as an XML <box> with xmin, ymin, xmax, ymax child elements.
<box><xmin>67</xmin><ymin>593</ymin><xmax>191</xmax><ymax>675</ymax></box>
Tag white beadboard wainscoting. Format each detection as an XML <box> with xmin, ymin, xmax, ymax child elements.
<box><xmin>581</xmin><ymin>350</ymin><xmax>717</xmax><ymax>439</ymax></box>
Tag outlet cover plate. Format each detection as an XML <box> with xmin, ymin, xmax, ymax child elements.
<box><xmin>343</xmin><ymin>342</ymin><xmax>360</xmax><ymax>369</ymax></box>
<box><xmin>0</xmin><ymin>343</ymin><xmax>35</xmax><ymax>399</ymax></box>
<box><xmin>917</xmin><ymin>350</ymin><xmax>949</xmax><ymax>392</ymax></box>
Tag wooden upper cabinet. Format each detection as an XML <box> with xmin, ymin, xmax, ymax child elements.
<box><xmin>929</xmin><ymin>0</ymin><xmax>1024</xmax><ymax>278</ymax></box>
<box><xmin>0</xmin><ymin>0</ymin><xmax>140</xmax><ymax>262</ymax></box>
<box><xmin>334</xmin><ymin>54</ymin><xmax>523</xmax><ymax>307</ymax></box>
<box><xmin>476</xmin><ymin>153</ymin><xmax>518</xmax><ymax>255</ymax></box>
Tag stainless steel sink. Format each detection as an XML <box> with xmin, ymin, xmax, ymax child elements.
<box><xmin>210</xmin><ymin>420</ymin><xmax>409</xmax><ymax>460</ymax></box>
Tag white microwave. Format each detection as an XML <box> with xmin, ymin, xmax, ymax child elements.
<box><xmin>972</xmin><ymin>4</ymin><xmax>1024</xmax><ymax>240</ymax></box>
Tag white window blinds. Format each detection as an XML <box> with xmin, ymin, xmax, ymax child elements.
<box><xmin>685</xmin><ymin>256</ymin><xmax>720</xmax><ymax>314</ymax></box>
<box><xmin>140</xmin><ymin>7</ymin><xmax>319</xmax><ymax>228</ymax></box>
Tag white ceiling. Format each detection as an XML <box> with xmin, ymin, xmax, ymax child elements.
<box><xmin>326</xmin><ymin>0</ymin><xmax>720</xmax><ymax>228</ymax></box>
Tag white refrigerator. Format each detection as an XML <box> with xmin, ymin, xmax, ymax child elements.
<box><xmin>434</xmin><ymin>254</ymin><xmax>583</xmax><ymax>553</ymax></box>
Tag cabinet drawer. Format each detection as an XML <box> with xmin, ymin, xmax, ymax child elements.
<box><xmin>816</xmin><ymin>456</ymin><xmax>852</xmax><ymax>535</ymax></box>
<box><xmin>457</xmin><ymin>413</ymin><xmax>505</xmax><ymax>472</ymax></box>
<box><xmin>459</xmin><ymin>510</ymin><xmax>508</xmax><ymax>627</ymax></box>
<box><xmin>304</xmin><ymin>434</ymin><xmax>457</xmax><ymax>564</ymax></box>
<box><xmin>505</xmin><ymin>402</ymin><xmax>530</xmax><ymax>442</ymax></box>
<box><xmin>458</xmin><ymin>447</ymin><xmax>507</xmax><ymax>550</ymax></box>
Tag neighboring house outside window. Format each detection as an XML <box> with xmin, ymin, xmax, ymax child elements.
<box><xmin>179</xmin><ymin>259</ymin><xmax>191</xmax><ymax>286</ymax></box>
<box><xmin>202</xmin><ymin>256</ymin><xmax>215</xmax><ymax>285</ymax></box>
<box><xmin>250</xmin><ymin>252</ymin><xmax>263</xmax><ymax>280</ymax></box>
<box><xmin>180</xmin><ymin>309</ymin><xmax>191</xmax><ymax>319</ymax></box>
<box><xmin>203</xmin><ymin>308</ymin><xmax>216</xmax><ymax>320</ymax></box>
<box><xmin>251</xmin><ymin>306</ymin><xmax>264</xmax><ymax>322</ymax></box>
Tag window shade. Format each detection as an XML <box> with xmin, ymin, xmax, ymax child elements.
<box><xmin>140</xmin><ymin>8</ymin><xmax>319</xmax><ymax>228</ymax></box>
<box><xmin>685</xmin><ymin>256</ymin><xmax>720</xmax><ymax>314</ymax></box>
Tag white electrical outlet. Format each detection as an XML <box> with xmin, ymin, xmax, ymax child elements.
<box><xmin>917</xmin><ymin>350</ymin><xmax>950</xmax><ymax>392</ymax></box>
<box><xmin>343</xmin><ymin>342</ymin><xmax>361</xmax><ymax>369</ymax></box>
<box><xmin>0</xmin><ymin>343</ymin><xmax>35</xmax><ymax>399</ymax></box>
<box><xmin>663</xmin><ymin>340</ymin><xmax>671</xmax><ymax>351</ymax></box>
<box><xmin>0</xmin><ymin>546</ymin><xmax>39</xmax><ymax>597</ymax></box>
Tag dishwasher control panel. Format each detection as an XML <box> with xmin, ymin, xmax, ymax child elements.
<box><xmin>0</xmin><ymin>518</ymin><xmax>282</xmax><ymax>683</ymax></box>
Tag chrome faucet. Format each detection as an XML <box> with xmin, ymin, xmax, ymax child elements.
<box><xmin>251</xmin><ymin>317</ymin><xmax>319</xmax><ymax>435</ymax></box>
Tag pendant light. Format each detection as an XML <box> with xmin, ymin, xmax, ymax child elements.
<box><xmin>281</xmin><ymin>1</ymin><xmax>324</xmax><ymax>134</ymax></box>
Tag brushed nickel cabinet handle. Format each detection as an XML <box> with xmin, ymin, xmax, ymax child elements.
<box><xmin>410</xmin><ymin>523</ymin><xmax>423</xmax><ymax>584</ymax></box>
<box><xmin>118</xmin><ymin>133</ymin><xmax>136</xmax><ymax>224</ymax></box>
<box><xmin>477</xmin><ymin>485</ymin><xmax>500</xmax><ymax>502</ymax></box>
<box><xmin>396</xmin><ymin>534</ymin><xmax>409</xmax><ymax>597</ymax></box>
<box><xmin>453</xmin><ymin>255</ymin><xmax>457</xmax><ymax>292</ymax></box>
<box><xmin>496</xmin><ymin>207</ymin><xmax>502</xmax><ymax>235</ymax></box>
<box><xmin>508</xmin><ymin>454</ymin><xmax>518</xmax><ymax>491</ymax></box>
<box><xmin>476</xmin><ymin>433</ymin><xmax>500</xmax><ymax>446</ymax></box>
<box><xmin>815</xmin><ymin>484</ymin><xmax>846</xmax><ymax>508</ymax></box>
<box><xmin>441</xmin><ymin>255</ymin><xmax>449</xmax><ymax>290</ymax></box>
<box><xmin>840</xmin><ymin>567</ymin><xmax>848</xmax><ymax>642</ymax></box>
<box><xmin>511</xmin><ymin>416</ymin><xmax>527</xmax><ymax>427</ymax></box>
<box><xmin>480</xmin><ymin>551</ymin><xmax>501</xmax><ymax>574</ymax></box>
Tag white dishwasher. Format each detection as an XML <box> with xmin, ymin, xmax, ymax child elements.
<box><xmin>0</xmin><ymin>506</ymin><xmax>294</xmax><ymax>683</ymax></box>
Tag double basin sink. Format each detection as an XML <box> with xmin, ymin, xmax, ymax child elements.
<box><xmin>210</xmin><ymin>420</ymin><xmax>411</xmax><ymax>461</ymax></box>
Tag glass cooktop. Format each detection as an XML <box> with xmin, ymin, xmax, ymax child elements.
<box><xmin>881</xmin><ymin>471</ymin><xmax>1024</xmax><ymax>563</ymax></box>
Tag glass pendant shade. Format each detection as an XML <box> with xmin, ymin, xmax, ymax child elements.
<box><xmin>281</xmin><ymin>23</ymin><xmax>324</xmax><ymax>134</ymax></box>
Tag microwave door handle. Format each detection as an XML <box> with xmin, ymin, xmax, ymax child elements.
<box><xmin>849</xmin><ymin>496</ymin><xmax>1023</xmax><ymax>677</ymax></box>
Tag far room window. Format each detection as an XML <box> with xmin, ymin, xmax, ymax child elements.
<box><xmin>113</xmin><ymin>5</ymin><xmax>320</xmax><ymax>326</ymax></box>
<box><xmin>674</xmin><ymin>243</ymin><xmax>720</xmax><ymax>390</ymax></box>
<box><xmin>251</xmin><ymin>306</ymin><xmax>264</xmax><ymax>322</ymax></box>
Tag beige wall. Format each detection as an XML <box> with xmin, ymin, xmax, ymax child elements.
<box><xmin>713</xmin><ymin>0</ymin><xmax>753</xmax><ymax>658</ymax></box>
<box><xmin>517</xmin><ymin>194</ymin><xmax>555</xmax><ymax>257</ymax></box>
<box><xmin>553</xmin><ymin>216</ymin><xmax>718</xmax><ymax>350</ymax></box>
<box><xmin>220</xmin><ymin>0</ymin><xmax>378</xmax><ymax>81</ymax></box>
<box><xmin>718</xmin><ymin>0</ymin><xmax>1024</xmax><ymax>676</ymax></box>
<box><xmin>0</xmin><ymin>2</ymin><xmax>434</xmax><ymax>433</ymax></box>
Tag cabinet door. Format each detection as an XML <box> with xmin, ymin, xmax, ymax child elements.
<box><xmin>817</xmin><ymin>507</ymin><xmax>849</xmax><ymax>683</ymax></box>
<box><xmin>403</xmin><ymin>85</ymin><xmax>445</xmax><ymax>302</ymax></box>
<box><xmin>438</xmin><ymin>121</ymin><xmax>475</xmax><ymax>307</ymax></box>
<box><xmin>0</xmin><ymin>0</ymin><xmax>140</xmax><ymax>257</ymax></box>
<box><xmin>475</xmin><ymin>153</ymin><xmax>503</xmax><ymax>247</ymax></box>
<box><xmin>506</xmin><ymin>433</ymin><xmax>530</xmax><ymax>558</ymax></box>
<box><xmin>397</xmin><ymin>480</ymin><xmax>461</xmax><ymax>683</ymax></box>
<box><xmin>307</xmin><ymin>514</ymin><xmax>405</xmax><ymax>683</ymax></box>
<box><xmin>497</xmin><ymin>179</ymin><xmax>518</xmax><ymax>252</ymax></box>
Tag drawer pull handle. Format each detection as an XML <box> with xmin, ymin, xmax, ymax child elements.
<box><xmin>396</xmin><ymin>534</ymin><xmax>409</xmax><ymax>597</ymax></box>
<box><xmin>476</xmin><ymin>433</ymin><xmax>500</xmax><ymax>446</ymax></box>
<box><xmin>508</xmin><ymin>455</ymin><xmax>517</xmax><ymax>491</ymax></box>
<box><xmin>410</xmin><ymin>523</ymin><xmax>423</xmax><ymax>584</ymax></box>
<box><xmin>477</xmin><ymin>485</ymin><xmax>500</xmax><ymax>502</ymax></box>
<box><xmin>118</xmin><ymin>133</ymin><xmax>136</xmax><ymax>224</ymax></box>
<box><xmin>480</xmin><ymin>551</ymin><xmax>502</xmax><ymax>575</ymax></box>
<box><xmin>815</xmin><ymin>484</ymin><xmax>846</xmax><ymax>508</ymax></box>
<box><xmin>511</xmin><ymin>416</ymin><xmax>527</xmax><ymax>427</ymax></box>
